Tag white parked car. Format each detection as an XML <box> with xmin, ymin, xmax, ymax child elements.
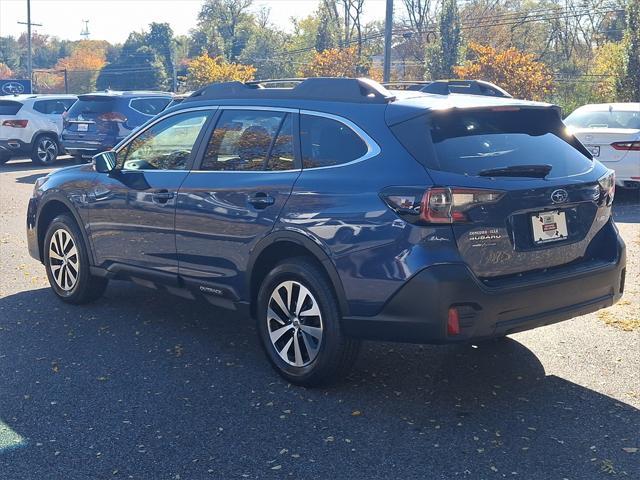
<box><xmin>565</xmin><ymin>103</ymin><xmax>640</xmax><ymax>189</ymax></box>
<box><xmin>0</xmin><ymin>94</ymin><xmax>77</xmax><ymax>165</ymax></box>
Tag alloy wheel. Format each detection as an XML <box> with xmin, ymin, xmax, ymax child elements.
<box><xmin>37</xmin><ymin>138</ymin><xmax>58</xmax><ymax>163</ymax></box>
<box><xmin>267</xmin><ymin>280</ymin><xmax>324</xmax><ymax>367</ymax></box>
<box><xmin>48</xmin><ymin>228</ymin><xmax>79</xmax><ymax>291</ymax></box>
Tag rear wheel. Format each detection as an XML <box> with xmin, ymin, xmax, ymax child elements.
<box><xmin>44</xmin><ymin>214</ymin><xmax>108</xmax><ymax>304</ymax></box>
<box><xmin>257</xmin><ymin>258</ymin><xmax>360</xmax><ymax>387</ymax></box>
<box><xmin>31</xmin><ymin>134</ymin><xmax>59</xmax><ymax>166</ymax></box>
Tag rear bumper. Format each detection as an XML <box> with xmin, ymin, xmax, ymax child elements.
<box><xmin>61</xmin><ymin>137</ymin><xmax>119</xmax><ymax>157</ymax></box>
<box><xmin>342</xmin><ymin>236</ymin><xmax>626</xmax><ymax>344</ymax></box>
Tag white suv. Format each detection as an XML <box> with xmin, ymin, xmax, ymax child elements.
<box><xmin>0</xmin><ymin>94</ymin><xmax>77</xmax><ymax>165</ymax></box>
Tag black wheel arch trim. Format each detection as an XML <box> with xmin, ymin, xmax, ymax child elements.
<box><xmin>246</xmin><ymin>229</ymin><xmax>350</xmax><ymax>317</ymax></box>
<box><xmin>36</xmin><ymin>192</ymin><xmax>96</xmax><ymax>265</ymax></box>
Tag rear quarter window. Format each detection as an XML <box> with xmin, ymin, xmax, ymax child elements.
<box><xmin>129</xmin><ymin>98</ymin><xmax>171</xmax><ymax>116</ymax></box>
<box><xmin>392</xmin><ymin>108</ymin><xmax>593</xmax><ymax>179</ymax></box>
<box><xmin>300</xmin><ymin>115</ymin><xmax>368</xmax><ymax>168</ymax></box>
<box><xmin>0</xmin><ymin>101</ymin><xmax>23</xmax><ymax>115</ymax></box>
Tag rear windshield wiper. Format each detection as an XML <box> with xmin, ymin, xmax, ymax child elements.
<box><xmin>477</xmin><ymin>164</ymin><xmax>552</xmax><ymax>178</ymax></box>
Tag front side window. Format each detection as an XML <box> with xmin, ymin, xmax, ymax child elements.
<box><xmin>300</xmin><ymin>115</ymin><xmax>368</xmax><ymax>168</ymax></box>
<box><xmin>118</xmin><ymin>110</ymin><xmax>210</xmax><ymax>171</ymax></box>
<box><xmin>201</xmin><ymin>110</ymin><xmax>295</xmax><ymax>171</ymax></box>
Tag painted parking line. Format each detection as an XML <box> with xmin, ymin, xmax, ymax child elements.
<box><xmin>0</xmin><ymin>418</ymin><xmax>24</xmax><ymax>452</ymax></box>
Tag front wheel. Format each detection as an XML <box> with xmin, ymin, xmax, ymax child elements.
<box><xmin>31</xmin><ymin>135</ymin><xmax>59</xmax><ymax>166</ymax></box>
<box><xmin>257</xmin><ymin>258</ymin><xmax>360</xmax><ymax>387</ymax></box>
<box><xmin>44</xmin><ymin>214</ymin><xmax>108</xmax><ymax>304</ymax></box>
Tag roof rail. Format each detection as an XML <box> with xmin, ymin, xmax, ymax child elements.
<box><xmin>186</xmin><ymin>77</ymin><xmax>396</xmax><ymax>104</ymax></box>
<box><xmin>383</xmin><ymin>79</ymin><xmax>512</xmax><ymax>98</ymax></box>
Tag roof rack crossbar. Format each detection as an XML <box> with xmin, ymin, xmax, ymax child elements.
<box><xmin>186</xmin><ymin>77</ymin><xmax>396</xmax><ymax>104</ymax></box>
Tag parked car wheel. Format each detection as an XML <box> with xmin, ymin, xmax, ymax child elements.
<box><xmin>0</xmin><ymin>152</ymin><xmax>10</xmax><ymax>165</ymax></box>
<box><xmin>31</xmin><ymin>134</ymin><xmax>59</xmax><ymax>165</ymax></box>
<box><xmin>44</xmin><ymin>214</ymin><xmax>108</xmax><ymax>304</ymax></box>
<box><xmin>257</xmin><ymin>258</ymin><xmax>360</xmax><ymax>387</ymax></box>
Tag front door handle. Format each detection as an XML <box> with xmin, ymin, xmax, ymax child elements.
<box><xmin>152</xmin><ymin>189</ymin><xmax>175</xmax><ymax>204</ymax></box>
<box><xmin>248</xmin><ymin>192</ymin><xmax>275</xmax><ymax>209</ymax></box>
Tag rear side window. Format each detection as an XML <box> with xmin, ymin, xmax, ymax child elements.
<box><xmin>0</xmin><ymin>101</ymin><xmax>23</xmax><ymax>115</ymax></box>
<box><xmin>129</xmin><ymin>97</ymin><xmax>171</xmax><ymax>116</ymax></box>
<box><xmin>392</xmin><ymin>109</ymin><xmax>593</xmax><ymax>179</ymax></box>
<box><xmin>300</xmin><ymin>115</ymin><xmax>367</xmax><ymax>168</ymax></box>
<box><xmin>67</xmin><ymin>96</ymin><xmax>117</xmax><ymax>117</ymax></box>
<box><xmin>565</xmin><ymin>109</ymin><xmax>640</xmax><ymax>130</ymax></box>
<box><xmin>33</xmin><ymin>100</ymin><xmax>68</xmax><ymax>114</ymax></box>
<box><xmin>201</xmin><ymin>110</ymin><xmax>295</xmax><ymax>171</ymax></box>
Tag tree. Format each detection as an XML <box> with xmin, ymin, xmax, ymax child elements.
<box><xmin>186</xmin><ymin>53</ymin><xmax>256</xmax><ymax>89</ymax></box>
<box><xmin>97</xmin><ymin>46</ymin><xmax>168</xmax><ymax>91</ymax></box>
<box><xmin>454</xmin><ymin>43</ymin><xmax>553</xmax><ymax>100</ymax></box>
<box><xmin>0</xmin><ymin>36</ymin><xmax>21</xmax><ymax>72</ymax></box>
<box><xmin>617</xmin><ymin>0</ymin><xmax>640</xmax><ymax>101</ymax></box>
<box><xmin>239</xmin><ymin>25</ymin><xmax>292</xmax><ymax>79</ymax></box>
<box><xmin>55</xmin><ymin>43</ymin><xmax>107</xmax><ymax>93</ymax></box>
<box><xmin>426</xmin><ymin>0</ymin><xmax>461</xmax><ymax>79</ymax></box>
<box><xmin>0</xmin><ymin>63</ymin><xmax>13</xmax><ymax>78</ymax></box>
<box><xmin>301</xmin><ymin>46</ymin><xmax>358</xmax><ymax>77</ymax></box>
<box><xmin>148</xmin><ymin>23</ymin><xmax>176</xmax><ymax>87</ymax></box>
<box><xmin>593</xmin><ymin>41</ymin><xmax>626</xmax><ymax>101</ymax></box>
<box><xmin>195</xmin><ymin>0</ymin><xmax>254</xmax><ymax>60</ymax></box>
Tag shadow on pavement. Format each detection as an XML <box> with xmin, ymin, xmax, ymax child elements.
<box><xmin>1</xmin><ymin>282</ymin><xmax>638</xmax><ymax>479</ymax></box>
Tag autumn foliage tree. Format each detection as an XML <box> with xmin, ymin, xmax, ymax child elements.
<box><xmin>0</xmin><ymin>63</ymin><xmax>13</xmax><ymax>78</ymax></box>
<box><xmin>55</xmin><ymin>41</ymin><xmax>107</xmax><ymax>93</ymax></box>
<box><xmin>301</xmin><ymin>46</ymin><xmax>359</xmax><ymax>77</ymax></box>
<box><xmin>454</xmin><ymin>43</ymin><xmax>553</xmax><ymax>101</ymax></box>
<box><xmin>186</xmin><ymin>53</ymin><xmax>256</xmax><ymax>89</ymax></box>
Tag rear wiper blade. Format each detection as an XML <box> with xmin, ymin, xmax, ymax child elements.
<box><xmin>478</xmin><ymin>164</ymin><xmax>552</xmax><ymax>178</ymax></box>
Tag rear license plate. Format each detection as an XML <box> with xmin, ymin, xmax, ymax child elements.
<box><xmin>531</xmin><ymin>210</ymin><xmax>568</xmax><ymax>244</ymax></box>
<box><xmin>586</xmin><ymin>145</ymin><xmax>600</xmax><ymax>157</ymax></box>
<box><xmin>77</xmin><ymin>123</ymin><xmax>89</xmax><ymax>132</ymax></box>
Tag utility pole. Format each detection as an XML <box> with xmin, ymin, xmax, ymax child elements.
<box><xmin>383</xmin><ymin>0</ymin><xmax>393</xmax><ymax>82</ymax></box>
<box><xmin>17</xmin><ymin>0</ymin><xmax>42</xmax><ymax>86</ymax></box>
<box><xmin>80</xmin><ymin>20</ymin><xmax>90</xmax><ymax>40</ymax></box>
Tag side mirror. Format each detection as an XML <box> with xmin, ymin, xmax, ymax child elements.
<box><xmin>93</xmin><ymin>150</ymin><xmax>117</xmax><ymax>173</ymax></box>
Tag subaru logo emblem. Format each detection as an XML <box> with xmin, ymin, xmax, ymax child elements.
<box><xmin>551</xmin><ymin>189</ymin><xmax>568</xmax><ymax>204</ymax></box>
<box><xmin>1</xmin><ymin>81</ymin><xmax>25</xmax><ymax>95</ymax></box>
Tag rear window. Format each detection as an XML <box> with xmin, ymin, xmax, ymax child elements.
<box><xmin>392</xmin><ymin>109</ymin><xmax>593</xmax><ymax>178</ymax></box>
<box><xmin>565</xmin><ymin>109</ymin><xmax>640</xmax><ymax>130</ymax></box>
<box><xmin>0</xmin><ymin>100</ymin><xmax>23</xmax><ymax>115</ymax></box>
<box><xmin>67</xmin><ymin>96</ymin><xmax>117</xmax><ymax>117</ymax></box>
<box><xmin>129</xmin><ymin>98</ymin><xmax>171</xmax><ymax>116</ymax></box>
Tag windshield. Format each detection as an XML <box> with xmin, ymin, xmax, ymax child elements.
<box><xmin>391</xmin><ymin>108</ymin><xmax>593</xmax><ymax>178</ymax></box>
<box><xmin>565</xmin><ymin>108</ymin><xmax>640</xmax><ymax>130</ymax></box>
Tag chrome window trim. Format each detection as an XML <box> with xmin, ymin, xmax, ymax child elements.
<box><xmin>299</xmin><ymin>109</ymin><xmax>381</xmax><ymax>170</ymax></box>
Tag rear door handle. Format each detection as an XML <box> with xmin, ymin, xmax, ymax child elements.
<box><xmin>152</xmin><ymin>189</ymin><xmax>175</xmax><ymax>203</ymax></box>
<box><xmin>248</xmin><ymin>192</ymin><xmax>275</xmax><ymax>209</ymax></box>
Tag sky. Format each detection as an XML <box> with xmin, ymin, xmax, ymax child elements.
<box><xmin>1</xmin><ymin>0</ymin><xmax>389</xmax><ymax>43</ymax></box>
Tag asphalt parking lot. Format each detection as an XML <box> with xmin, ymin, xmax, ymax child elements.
<box><xmin>1</xmin><ymin>157</ymin><xmax>638</xmax><ymax>479</ymax></box>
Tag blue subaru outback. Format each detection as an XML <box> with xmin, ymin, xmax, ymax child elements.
<box><xmin>27</xmin><ymin>78</ymin><xmax>626</xmax><ymax>386</ymax></box>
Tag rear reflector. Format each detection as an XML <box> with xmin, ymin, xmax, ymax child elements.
<box><xmin>447</xmin><ymin>307</ymin><xmax>460</xmax><ymax>335</ymax></box>
<box><xmin>611</xmin><ymin>141</ymin><xmax>640</xmax><ymax>151</ymax></box>
<box><xmin>2</xmin><ymin>119</ymin><xmax>28</xmax><ymax>128</ymax></box>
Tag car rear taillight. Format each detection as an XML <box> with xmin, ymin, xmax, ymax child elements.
<box><xmin>2</xmin><ymin>119</ymin><xmax>28</xmax><ymax>128</ymax></box>
<box><xmin>381</xmin><ymin>187</ymin><xmax>504</xmax><ymax>224</ymax></box>
<box><xmin>447</xmin><ymin>307</ymin><xmax>460</xmax><ymax>336</ymax></box>
<box><xmin>598</xmin><ymin>170</ymin><xmax>615</xmax><ymax>206</ymax></box>
<box><xmin>611</xmin><ymin>141</ymin><xmax>640</xmax><ymax>151</ymax></box>
<box><xmin>97</xmin><ymin>112</ymin><xmax>127</xmax><ymax>123</ymax></box>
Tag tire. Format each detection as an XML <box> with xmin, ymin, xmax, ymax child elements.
<box><xmin>0</xmin><ymin>152</ymin><xmax>10</xmax><ymax>165</ymax></box>
<box><xmin>43</xmin><ymin>214</ymin><xmax>108</xmax><ymax>304</ymax></box>
<box><xmin>257</xmin><ymin>258</ymin><xmax>360</xmax><ymax>387</ymax></box>
<box><xmin>31</xmin><ymin>134</ymin><xmax>59</xmax><ymax>166</ymax></box>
